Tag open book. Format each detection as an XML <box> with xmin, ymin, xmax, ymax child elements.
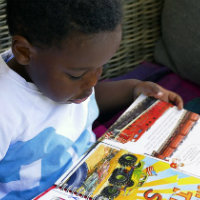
<box><xmin>34</xmin><ymin>95</ymin><xmax>200</xmax><ymax>200</ymax></box>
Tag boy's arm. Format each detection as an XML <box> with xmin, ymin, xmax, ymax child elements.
<box><xmin>95</xmin><ymin>79</ymin><xmax>140</xmax><ymax>115</ymax></box>
<box><xmin>95</xmin><ymin>79</ymin><xmax>183</xmax><ymax>115</ymax></box>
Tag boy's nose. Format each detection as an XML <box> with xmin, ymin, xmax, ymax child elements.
<box><xmin>84</xmin><ymin>67</ymin><xmax>103</xmax><ymax>88</ymax></box>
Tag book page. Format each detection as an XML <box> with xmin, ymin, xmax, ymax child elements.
<box><xmin>101</xmin><ymin>95</ymin><xmax>200</xmax><ymax>177</ymax></box>
<box><xmin>47</xmin><ymin>143</ymin><xmax>200</xmax><ymax>200</ymax></box>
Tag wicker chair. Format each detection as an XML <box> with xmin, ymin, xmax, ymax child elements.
<box><xmin>0</xmin><ymin>0</ymin><xmax>11</xmax><ymax>53</ymax></box>
<box><xmin>103</xmin><ymin>0</ymin><xmax>164</xmax><ymax>79</ymax></box>
<box><xmin>0</xmin><ymin>0</ymin><xmax>163</xmax><ymax>79</ymax></box>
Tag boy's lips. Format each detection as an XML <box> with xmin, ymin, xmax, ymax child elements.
<box><xmin>70</xmin><ymin>91</ymin><xmax>92</xmax><ymax>104</ymax></box>
<box><xmin>70</xmin><ymin>97</ymin><xmax>89</xmax><ymax>104</ymax></box>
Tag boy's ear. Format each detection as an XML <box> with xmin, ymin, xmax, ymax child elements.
<box><xmin>11</xmin><ymin>35</ymin><xmax>34</xmax><ymax>66</ymax></box>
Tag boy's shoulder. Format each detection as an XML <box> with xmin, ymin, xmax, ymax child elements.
<box><xmin>0</xmin><ymin>50</ymin><xmax>35</xmax><ymax>104</ymax></box>
<box><xmin>0</xmin><ymin>51</ymin><xmax>34</xmax><ymax>119</ymax></box>
<box><xmin>0</xmin><ymin>49</ymin><xmax>13</xmax><ymax>63</ymax></box>
<box><xmin>0</xmin><ymin>52</ymin><xmax>18</xmax><ymax>102</ymax></box>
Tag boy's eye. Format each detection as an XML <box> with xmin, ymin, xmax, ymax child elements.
<box><xmin>66</xmin><ymin>73</ymin><xmax>83</xmax><ymax>80</ymax></box>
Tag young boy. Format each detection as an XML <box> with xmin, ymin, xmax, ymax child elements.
<box><xmin>0</xmin><ymin>0</ymin><xmax>183</xmax><ymax>199</ymax></box>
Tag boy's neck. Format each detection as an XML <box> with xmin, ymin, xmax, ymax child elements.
<box><xmin>7</xmin><ymin>58</ymin><xmax>32</xmax><ymax>82</ymax></box>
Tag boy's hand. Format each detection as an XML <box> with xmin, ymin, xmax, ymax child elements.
<box><xmin>95</xmin><ymin>79</ymin><xmax>183</xmax><ymax>115</ymax></box>
<box><xmin>134</xmin><ymin>81</ymin><xmax>183</xmax><ymax>110</ymax></box>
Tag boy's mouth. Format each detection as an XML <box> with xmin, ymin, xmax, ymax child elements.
<box><xmin>69</xmin><ymin>90</ymin><xmax>92</xmax><ymax>104</ymax></box>
<box><xmin>70</xmin><ymin>96</ymin><xmax>89</xmax><ymax>104</ymax></box>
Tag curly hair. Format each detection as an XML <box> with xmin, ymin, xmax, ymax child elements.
<box><xmin>6</xmin><ymin>0</ymin><xmax>122</xmax><ymax>48</ymax></box>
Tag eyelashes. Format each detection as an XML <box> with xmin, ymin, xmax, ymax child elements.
<box><xmin>65</xmin><ymin>67</ymin><xmax>101</xmax><ymax>81</ymax></box>
<box><xmin>66</xmin><ymin>73</ymin><xmax>83</xmax><ymax>80</ymax></box>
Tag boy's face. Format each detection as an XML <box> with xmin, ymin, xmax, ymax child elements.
<box><xmin>12</xmin><ymin>26</ymin><xmax>122</xmax><ymax>104</ymax></box>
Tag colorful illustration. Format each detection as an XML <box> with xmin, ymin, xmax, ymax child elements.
<box><xmin>169</xmin><ymin>158</ymin><xmax>184</xmax><ymax>169</ymax></box>
<box><xmin>95</xmin><ymin>154</ymin><xmax>149</xmax><ymax>199</ymax></box>
<box><xmin>104</xmin><ymin>97</ymin><xmax>157</xmax><ymax>136</ymax></box>
<box><xmin>104</xmin><ymin>100</ymin><xmax>173</xmax><ymax>143</ymax></box>
<box><xmin>153</xmin><ymin>112</ymin><xmax>199</xmax><ymax>160</ymax></box>
<box><xmin>62</xmin><ymin>144</ymin><xmax>200</xmax><ymax>200</ymax></box>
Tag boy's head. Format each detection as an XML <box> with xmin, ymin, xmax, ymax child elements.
<box><xmin>6</xmin><ymin>0</ymin><xmax>122</xmax><ymax>103</ymax></box>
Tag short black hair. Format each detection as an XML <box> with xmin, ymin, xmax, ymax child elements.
<box><xmin>6</xmin><ymin>0</ymin><xmax>122</xmax><ymax>48</ymax></box>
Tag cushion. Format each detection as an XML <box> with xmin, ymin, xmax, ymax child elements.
<box><xmin>154</xmin><ymin>0</ymin><xmax>200</xmax><ymax>85</ymax></box>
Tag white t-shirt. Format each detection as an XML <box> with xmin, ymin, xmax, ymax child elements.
<box><xmin>0</xmin><ymin>50</ymin><xmax>98</xmax><ymax>200</ymax></box>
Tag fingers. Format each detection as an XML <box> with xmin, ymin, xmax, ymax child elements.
<box><xmin>136</xmin><ymin>81</ymin><xmax>184</xmax><ymax>109</ymax></box>
<box><xmin>156</xmin><ymin>87</ymin><xmax>183</xmax><ymax>110</ymax></box>
<box><xmin>168</xmin><ymin>92</ymin><xmax>183</xmax><ymax>110</ymax></box>
<box><xmin>136</xmin><ymin>81</ymin><xmax>161</xmax><ymax>97</ymax></box>
<box><xmin>155</xmin><ymin>87</ymin><xmax>183</xmax><ymax>110</ymax></box>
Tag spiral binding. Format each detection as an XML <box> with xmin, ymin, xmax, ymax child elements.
<box><xmin>58</xmin><ymin>184</ymin><xmax>94</xmax><ymax>200</ymax></box>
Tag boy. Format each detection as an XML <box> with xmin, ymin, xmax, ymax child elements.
<box><xmin>0</xmin><ymin>0</ymin><xmax>183</xmax><ymax>199</ymax></box>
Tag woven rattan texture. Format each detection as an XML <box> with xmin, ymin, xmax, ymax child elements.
<box><xmin>0</xmin><ymin>0</ymin><xmax>11</xmax><ymax>53</ymax></box>
<box><xmin>101</xmin><ymin>0</ymin><xmax>164</xmax><ymax>79</ymax></box>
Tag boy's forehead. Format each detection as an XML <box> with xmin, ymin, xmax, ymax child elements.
<box><xmin>57</xmin><ymin>27</ymin><xmax>122</xmax><ymax>68</ymax></box>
